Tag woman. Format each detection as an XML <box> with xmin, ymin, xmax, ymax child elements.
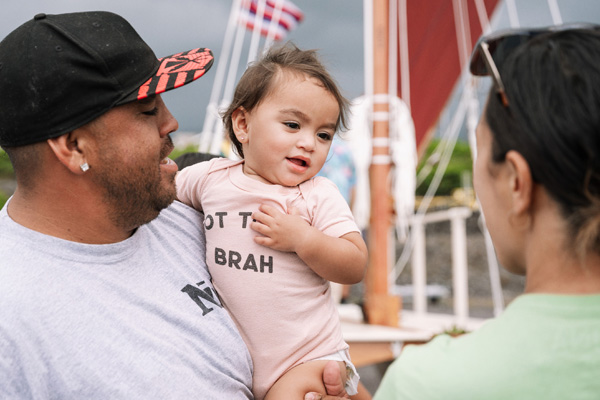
<box><xmin>374</xmin><ymin>24</ymin><xmax>600</xmax><ymax>399</ymax></box>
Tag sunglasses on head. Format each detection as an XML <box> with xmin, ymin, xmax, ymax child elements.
<box><xmin>469</xmin><ymin>23</ymin><xmax>600</xmax><ymax>107</ymax></box>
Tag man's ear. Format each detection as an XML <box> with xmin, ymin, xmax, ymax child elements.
<box><xmin>505</xmin><ymin>150</ymin><xmax>534</xmax><ymax>217</ymax></box>
<box><xmin>46</xmin><ymin>131</ymin><xmax>89</xmax><ymax>175</ymax></box>
<box><xmin>231</xmin><ymin>107</ymin><xmax>249</xmax><ymax>143</ymax></box>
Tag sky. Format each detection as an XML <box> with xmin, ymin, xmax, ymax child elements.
<box><xmin>2</xmin><ymin>0</ymin><xmax>600</xmax><ymax>137</ymax></box>
<box><xmin>0</xmin><ymin>0</ymin><xmax>363</xmax><ymax>135</ymax></box>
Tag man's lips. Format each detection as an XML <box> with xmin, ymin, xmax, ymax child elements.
<box><xmin>159</xmin><ymin>136</ymin><xmax>175</xmax><ymax>162</ymax></box>
<box><xmin>159</xmin><ymin>136</ymin><xmax>177</xmax><ymax>170</ymax></box>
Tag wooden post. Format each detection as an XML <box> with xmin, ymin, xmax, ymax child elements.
<box><xmin>364</xmin><ymin>0</ymin><xmax>401</xmax><ymax>327</ymax></box>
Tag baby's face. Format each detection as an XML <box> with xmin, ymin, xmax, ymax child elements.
<box><xmin>237</xmin><ymin>72</ymin><xmax>339</xmax><ymax>187</ymax></box>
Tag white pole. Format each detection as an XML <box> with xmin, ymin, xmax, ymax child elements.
<box><xmin>223</xmin><ymin>21</ymin><xmax>247</xmax><ymax>105</ymax></box>
<box><xmin>388</xmin><ymin>0</ymin><xmax>398</xmax><ymax>99</ymax></box>
<box><xmin>363</xmin><ymin>0</ymin><xmax>374</xmax><ymax>99</ymax></box>
<box><xmin>505</xmin><ymin>0</ymin><xmax>520</xmax><ymax>28</ymax></box>
<box><xmin>452</xmin><ymin>0</ymin><xmax>472</xmax><ymax>72</ymax></box>
<box><xmin>199</xmin><ymin>0</ymin><xmax>242</xmax><ymax>152</ymax></box>
<box><xmin>209</xmin><ymin>102</ymin><xmax>228</xmax><ymax>156</ymax></box>
<box><xmin>547</xmin><ymin>0</ymin><xmax>563</xmax><ymax>25</ymax></box>
<box><xmin>450</xmin><ymin>208</ymin><xmax>469</xmax><ymax>326</ymax></box>
<box><xmin>200</xmin><ymin>104</ymin><xmax>219</xmax><ymax>153</ymax></box>
<box><xmin>482</xmin><ymin>219</ymin><xmax>505</xmax><ymax>316</ymax></box>
<box><xmin>398</xmin><ymin>0</ymin><xmax>410</xmax><ymax>109</ymax></box>
<box><xmin>265</xmin><ymin>0</ymin><xmax>285</xmax><ymax>49</ymax></box>
<box><xmin>411</xmin><ymin>217</ymin><xmax>427</xmax><ymax>316</ymax></box>
<box><xmin>212</xmin><ymin>10</ymin><xmax>248</xmax><ymax>155</ymax></box>
<box><xmin>473</xmin><ymin>0</ymin><xmax>492</xmax><ymax>34</ymax></box>
<box><xmin>247</xmin><ymin>0</ymin><xmax>267</xmax><ymax>64</ymax></box>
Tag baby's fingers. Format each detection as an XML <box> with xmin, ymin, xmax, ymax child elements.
<box><xmin>258</xmin><ymin>203</ymin><xmax>280</xmax><ymax>217</ymax></box>
<box><xmin>253</xmin><ymin>235</ymin><xmax>274</xmax><ymax>247</ymax></box>
<box><xmin>250</xmin><ymin>218</ymin><xmax>271</xmax><ymax>236</ymax></box>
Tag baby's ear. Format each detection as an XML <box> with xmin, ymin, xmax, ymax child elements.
<box><xmin>231</xmin><ymin>107</ymin><xmax>249</xmax><ymax>142</ymax></box>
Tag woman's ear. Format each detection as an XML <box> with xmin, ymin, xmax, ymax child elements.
<box><xmin>231</xmin><ymin>107</ymin><xmax>249</xmax><ymax>143</ymax></box>
<box><xmin>46</xmin><ymin>131</ymin><xmax>90</xmax><ymax>175</ymax></box>
<box><xmin>505</xmin><ymin>150</ymin><xmax>534</xmax><ymax>218</ymax></box>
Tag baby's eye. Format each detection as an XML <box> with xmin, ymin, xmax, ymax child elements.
<box><xmin>317</xmin><ymin>132</ymin><xmax>333</xmax><ymax>141</ymax></box>
<box><xmin>143</xmin><ymin>107</ymin><xmax>159</xmax><ymax>116</ymax></box>
<box><xmin>284</xmin><ymin>121</ymin><xmax>300</xmax><ymax>129</ymax></box>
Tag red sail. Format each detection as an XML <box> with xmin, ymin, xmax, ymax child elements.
<box><xmin>397</xmin><ymin>0</ymin><xmax>500</xmax><ymax>154</ymax></box>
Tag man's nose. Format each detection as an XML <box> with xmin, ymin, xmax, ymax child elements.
<box><xmin>157</xmin><ymin>95</ymin><xmax>179</xmax><ymax>137</ymax></box>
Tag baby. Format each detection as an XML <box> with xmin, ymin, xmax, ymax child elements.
<box><xmin>176</xmin><ymin>43</ymin><xmax>367</xmax><ymax>399</ymax></box>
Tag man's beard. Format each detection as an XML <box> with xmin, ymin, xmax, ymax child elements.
<box><xmin>93</xmin><ymin>139</ymin><xmax>177</xmax><ymax>232</ymax></box>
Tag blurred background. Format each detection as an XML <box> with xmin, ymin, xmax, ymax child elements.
<box><xmin>3</xmin><ymin>1</ymin><xmax>600</xmax><ymax>393</ymax></box>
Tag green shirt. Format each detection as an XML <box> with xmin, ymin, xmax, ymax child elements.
<box><xmin>374</xmin><ymin>294</ymin><xmax>600</xmax><ymax>399</ymax></box>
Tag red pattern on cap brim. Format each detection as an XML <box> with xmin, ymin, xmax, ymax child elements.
<box><xmin>137</xmin><ymin>47</ymin><xmax>214</xmax><ymax>100</ymax></box>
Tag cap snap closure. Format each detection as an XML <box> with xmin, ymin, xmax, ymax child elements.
<box><xmin>34</xmin><ymin>13</ymin><xmax>47</xmax><ymax>20</ymax></box>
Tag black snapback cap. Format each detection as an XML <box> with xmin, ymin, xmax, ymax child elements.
<box><xmin>0</xmin><ymin>11</ymin><xmax>214</xmax><ymax>147</ymax></box>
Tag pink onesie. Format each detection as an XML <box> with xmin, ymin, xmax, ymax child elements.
<box><xmin>176</xmin><ymin>158</ymin><xmax>359</xmax><ymax>400</ymax></box>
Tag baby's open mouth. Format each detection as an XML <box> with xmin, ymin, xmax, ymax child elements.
<box><xmin>288</xmin><ymin>157</ymin><xmax>308</xmax><ymax>167</ymax></box>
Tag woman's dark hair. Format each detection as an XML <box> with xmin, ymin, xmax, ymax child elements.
<box><xmin>221</xmin><ymin>42</ymin><xmax>350</xmax><ymax>158</ymax></box>
<box><xmin>485</xmin><ymin>28</ymin><xmax>600</xmax><ymax>256</ymax></box>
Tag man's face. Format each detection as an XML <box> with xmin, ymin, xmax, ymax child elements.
<box><xmin>85</xmin><ymin>95</ymin><xmax>179</xmax><ymax>231</ymax></box>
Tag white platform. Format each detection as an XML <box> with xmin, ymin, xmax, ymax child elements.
<box><xmin>338</xmin><ymin>303</ymin><xmax>489</xmax><ymax>343</ymax></box>
<box><xmin>342</xmin><ymin>320</ymin><xmax>434</xmax><ymax>343</ymax></box>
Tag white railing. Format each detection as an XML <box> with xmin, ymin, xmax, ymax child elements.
<box><xmin>403</xmin><ymin>206</ymin><xmax>474</xmax><ymax>328</ymax></box>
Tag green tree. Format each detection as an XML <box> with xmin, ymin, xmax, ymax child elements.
<box><xmin>416</xmin><ymin>139</ymin><xmax>473</xmax><ymax>196</ymax></box>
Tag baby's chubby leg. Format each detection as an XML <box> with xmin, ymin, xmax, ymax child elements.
<box><xmin>264</xmin><ymin>359</ymin><xmax>347</xmax><ymax>400</ymax></box>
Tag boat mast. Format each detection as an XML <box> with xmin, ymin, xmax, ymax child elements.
<box><xmin>364</xmin><ymin>0</ymin><xmax>401</xmax><ymax>327</ymax></box>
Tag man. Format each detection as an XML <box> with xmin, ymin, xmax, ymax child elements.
<box><xmin>0</xmin><ymin>11</ymin><xmax>346</xmax><ymax>399</ymax></box>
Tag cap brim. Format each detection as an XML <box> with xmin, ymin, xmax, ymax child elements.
<box><xmin>121</xmin><ymin>47</ymin><xmax>214</xmax><ymax>104</ymax></box>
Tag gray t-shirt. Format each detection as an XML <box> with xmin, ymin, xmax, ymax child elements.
<box><xmin>0</xmin><ymin>200</ymin><xmax>253</xmax><ymax>399</ymax></box>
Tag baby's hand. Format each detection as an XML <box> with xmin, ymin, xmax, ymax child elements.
<box><xmin>251</xmin><ymin>204</ymin><xmax>311</xmax><ymax>252</ymax></box>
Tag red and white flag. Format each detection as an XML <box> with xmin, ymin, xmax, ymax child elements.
<box><xmin>238</xmin><ymin>0</ymin><xmax>304</xmax><ymax>41</ymax></box>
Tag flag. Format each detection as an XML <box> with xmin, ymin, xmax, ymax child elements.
<box><xmin>238</xmin><ymin>0</ymin><xmax>304</xmax><ymax>41</ymax></box>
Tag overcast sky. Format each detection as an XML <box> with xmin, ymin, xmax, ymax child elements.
<box><xmin>2</xmin><ymin>0</ymin><xmax>600</xmax><ymax>134</ymax></box>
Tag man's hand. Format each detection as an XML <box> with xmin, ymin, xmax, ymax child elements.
<box><xmin>306</xmin><ymin>360</ymin><xmax>372</xmax><ymax>400</ymax></box>
<box><xmin>304</xmin><ymin>360</ymin><xmax>350</xmax><ymax>400</ymax></box>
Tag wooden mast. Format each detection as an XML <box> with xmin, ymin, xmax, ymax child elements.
<box><xmin>364</xmin><ymin>0</ymin><xmax>401</xmax><ymax>327</ymax></box>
